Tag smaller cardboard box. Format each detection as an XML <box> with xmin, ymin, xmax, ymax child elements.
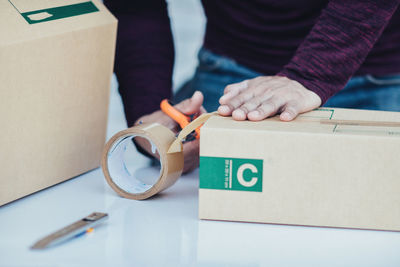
<box><xmin>199</xmin><ymin>108</ymin><xmax>400</xmax><ymax>231</ymax></box>
<box><xmin>0</xmin><ymin>0</ymin><xmax>117</xmax><ymax>205</ymax></box>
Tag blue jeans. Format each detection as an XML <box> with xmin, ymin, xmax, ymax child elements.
<box><xmin>174</xmin><ymin>48</ymin><xmax>400</xmax><ymax>112</ymax></box>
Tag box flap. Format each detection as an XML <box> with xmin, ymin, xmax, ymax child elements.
<box><xmin>204</xmin><ymin>108</ymin><xmax>400</xmax><ymax>137</ymax></box>
<box><xmin>0</xmin><ymin>0</ymin><xmax>116</xmax><ymax>46</ymax></box>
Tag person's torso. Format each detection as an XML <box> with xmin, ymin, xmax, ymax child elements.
<box><xmin>201</xmin><ymin>0</ymin><xmax>400</xmax><ymax>76</ymax></box>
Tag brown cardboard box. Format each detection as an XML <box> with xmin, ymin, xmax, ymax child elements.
<box><xmin>199</xmin><ymin>108</ymin><xmax>400</xmax><ymax>231</ymax></box>
<box><xmin>0</xmin><ymin>0</ymin><xmax>117</xmax><ymax>205</ymax></box>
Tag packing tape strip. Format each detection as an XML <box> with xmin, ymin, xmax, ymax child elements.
<box><xmin>101</xmin><ymin>113</ymin><xmax>215</xmax><ymax>200</ymax></box>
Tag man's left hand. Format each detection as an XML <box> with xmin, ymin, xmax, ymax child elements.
<box><xmin>218</xmin><ymin>76</ymin><xmax>322</xmax><ymax>121</ymax></box>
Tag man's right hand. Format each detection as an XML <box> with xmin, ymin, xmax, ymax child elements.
<box><xmin>134</xmin><ymin>91</ymin><xmax>206</xmax><ymax>174</ymax></box>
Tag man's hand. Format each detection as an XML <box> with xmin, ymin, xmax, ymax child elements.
<box><xmin>134</xmin><ymin>91</ymin><xmax>206</xmax><ymax>174</ymax></box>
<box><xmin>218</xmin><ymin>76</ymin><xmax>321</xmax><ymax>121</ymax></box>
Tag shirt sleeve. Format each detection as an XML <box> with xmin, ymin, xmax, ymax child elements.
<box><xmin>103</xmin><ymin>0</ymin><xmax>174</xmax><ymax>126</ymax></box>
<box><xmin>277</xmin><ymin>0</ymin><xmax>400</xmax><ymax>104</ymax></box>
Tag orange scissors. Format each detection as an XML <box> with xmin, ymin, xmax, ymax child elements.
<box><xmin>160</xmin><ymin>99</ymin><xmax>201</xmax><ymax>141</ymax></box>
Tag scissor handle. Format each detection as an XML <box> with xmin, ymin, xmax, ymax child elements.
<box><xmin>160</xmin><ymin>99</ymin><xmax>201</xmax><ymax>140</ymax></box>
<box><xmin>160</xmin><ymin>99</ymin><xmax>190</xmax><ymax>129</ymax></box>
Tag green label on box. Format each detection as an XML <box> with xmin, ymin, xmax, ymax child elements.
<box><xmin>8</xmin><ymin>1</ymin><xmax>99</xmax><ymax>24</ymax></box>
<box><xmin>200</xmin><ymin>156</ymin><xmax>263</xmax><ymax>192</ymax></box>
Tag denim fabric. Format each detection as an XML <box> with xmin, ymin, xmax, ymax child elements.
<box><xmin>324</xmin><ymin>75</ymin><xmax>400</xmax><ymax>111</ymax></box>
<box><xmin>174</xmin><ymin>48</ymin><xmax>400</xmax><ymax>112</ymax></box>
<box><xmin>174</xmin><ymin>48</ymin><xmax>262</xmax><ymax>112</ymax></box>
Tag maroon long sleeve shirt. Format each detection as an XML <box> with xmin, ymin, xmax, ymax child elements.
<box><xmin>104</xmin><ymin>0</ymin><xmax>400</xmax><ymax>127</ymax></box>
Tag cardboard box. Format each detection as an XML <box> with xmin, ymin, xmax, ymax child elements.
<box><xmin>199</xmin><ymin>108</ymin><xmax>400</xmax><ymax>231</ymax></box>
<box><xmin>0</xmin><ymin>0</ymin><xmax>117</xmax><ymax>205</ymax></box>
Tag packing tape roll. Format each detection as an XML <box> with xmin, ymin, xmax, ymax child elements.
<box><xmin>102</xmin><ymin>112</ymin><xmax>216</xmax><ymax>200</ymax></box>
<box><xmin>101</xmin><ymin>123</ymin><xmax>184</xmax><ymax>200</ymax></box>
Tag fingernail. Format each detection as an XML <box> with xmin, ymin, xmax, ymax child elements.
<box><xmin>280</xmin><ymin>112</ymin><xmax>292</xmax><ymax>121</ymax></box>
<box><xmin>247</xmin><ymin>111</ymin><xmax>260</xmax><ymax>120</ymax></box>
<box><xmin>218</xmin><ymin>105</ymin><xmax>230</xmax><ymax>114</ymax></box>
<box><xmin>232</xmin><ymin>109</ymin><xmax>246</xmax><ymax>120</ymax></box>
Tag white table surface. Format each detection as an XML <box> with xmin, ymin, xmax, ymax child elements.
<box><xmin>2</xmin><ymin>157</ymin><xmax>400</xmax><ymax>267</ymax></box>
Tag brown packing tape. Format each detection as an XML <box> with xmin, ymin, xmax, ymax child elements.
<box><xmin>168</xmin><ymin>112</ymin><xmax>217</xmax><ymax>154</ymax></box>
<box><xmin>101</xmin><ymin>123</ymin><xmax>183</xmax><ymax>200</ymax></box>
<box><xmin>102</xmin><ymin>113</ymin><xmax>217</xmax><ymax>200</ymax></box>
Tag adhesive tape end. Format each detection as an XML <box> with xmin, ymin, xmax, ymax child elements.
<box><xmin>167</xmin><ymin>139</ymin><xmax>183</xmax><ymax>154</ymax></box>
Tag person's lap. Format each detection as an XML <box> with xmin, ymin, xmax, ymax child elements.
<box><xmin>174</xmin><ymin>48</ymin><xmax>400</xmax><ymax>113</ymax></box>
<box><xmin>174</xmin><ymin>48</ymin><xmax>262</xmax><ymax>111</ymax></box>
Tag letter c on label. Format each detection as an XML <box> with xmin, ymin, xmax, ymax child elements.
<box><xmin>237</xmin><ymin>163</ymin><xmax>258</xmax><ymax>187</ymax></box>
